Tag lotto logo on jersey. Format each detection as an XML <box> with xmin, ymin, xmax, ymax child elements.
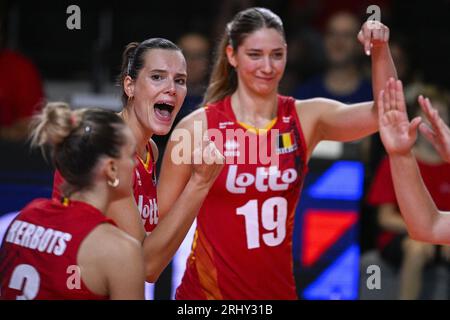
<box><xmin>137</xmin><ymin>196</ymin><xmax>158</xmax><ymax>225</ymax></box>
<box><xmin>276</xmin><ymin>131</ymin><xmax>297</xmax><ymax>154</ymax></box>
<box><xmin>226</xmin><ymin>165</ymin><xmax>298</xmax><ymax>194</ymax></box>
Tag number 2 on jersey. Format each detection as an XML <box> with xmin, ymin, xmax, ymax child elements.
<box><xmin>8</xmin><ymin>264</ymin><xmax>40</xmax><ymax>300</ymax></box>
<box><xmin>236</xmin><ymin>197</ymin><xmax>287</xmax><ymax>249</ymax></box>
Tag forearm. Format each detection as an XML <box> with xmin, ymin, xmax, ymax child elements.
<box><xmin>143</xmin><ymin>177</ymin><xmax>210</xmax><ymax>282</ymax></box>
<box><xmin>351</xmin><ymin>45</ymin><xmax>397</xmax><ymax>135</ymax></box>
<box><xmin>389</xmin><ymin>153</ymin><xmax>441</xmax><ymax>242</ymax></box>
<box><xmin>106</xmin><ymin>197</ymin><xmax>146</xmax><ymax>243</ymax></box>
<box><xmin>371</xmin><ymin>44</ymin><xmax>397</xmax><ymax>103</ymax></box>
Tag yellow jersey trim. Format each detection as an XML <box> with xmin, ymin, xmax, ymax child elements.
<box><xmin>137</xmin><ymin>147</ymin><xmax>151</xmax><ymax>171</ymax></box>
<box><xmin>237</xmin><ymin>117</ymin><xmax>278</xmax><ymax>135</ymax></box>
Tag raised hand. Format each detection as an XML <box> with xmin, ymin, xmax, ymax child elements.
<box><xmin>357</xmin><ymin>20</ymin><xmax>390</xmax><ymax>56</ymax></box>
<box><xmin>191</xmin><ymin>137</ymin><xmax>225</xmax><ymax>188</ymax></box>
<box><xmin>418</xmin><ymin>96</ymin><xmax>450</xmax><ymax>163</ymax></box>
<box><xmin>377</xmin><ymin>78</ymin><xmax>422</xmax><ymax>156</ymax></box>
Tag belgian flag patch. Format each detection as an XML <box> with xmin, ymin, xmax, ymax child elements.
<box><xmin>276</xmin><ymin>131</ymin><xmax>298</xmax><ymax>154</ymax></box>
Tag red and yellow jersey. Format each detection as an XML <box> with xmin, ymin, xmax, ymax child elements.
<box><xmin>133</xmin><ymin>143</ymin><xmax>158</xmax><ymax>233</ymax></box>
<box><xmin>176</xmin><ymin>95</ymin><xmax>308</xmax><ymax>300</ymax></box>
<box><xmin>0</xmin><ymin>198</ymin><xmax>114</xmax><ymax>300</ymax></box>
<box><xmin>52</xmin><ymin>142</ymin><xmax>158</xmax><ymax>233</ymax></box>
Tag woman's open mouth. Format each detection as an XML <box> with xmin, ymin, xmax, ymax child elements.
<box><xmin>154</xmin><ymin>102</ymin><xmax>175</xmax><ymax>123</ymax></box>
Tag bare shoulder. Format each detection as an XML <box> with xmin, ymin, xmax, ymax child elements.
<box><xmin>77</xmin><ymin>222</ymin><xmax>142</xmax><ymax>291</ymax></box>
<box><xmin>294</xmin><ymin>98</ymin><xmax>328</xmax><ymax>126</ymax></box>
<box><xmin>98</xmin><ymin>223</ymin><xmax>141</xmax><ymax>251</ymax></box>
<box><xmin>175</xmin><ymin>107</ymin><xmax>207</xmax><ymax>132</ymax></box>
<box><xmin>85</xmin><ymin>223</ymin><xmax>141</xmax><ymax>260</ymax></box>
<box><xmin>77</xmin><ymin>222</ymin><xmax>144</xmax><ymax>298</ymax></box>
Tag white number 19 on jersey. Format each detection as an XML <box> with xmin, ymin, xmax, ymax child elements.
<box><xmin>236</xmin><ymin>197</ymin><xmax>287</xmax><ymax>249</ymax></box>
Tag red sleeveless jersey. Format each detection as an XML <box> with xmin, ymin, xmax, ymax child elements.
<box><xmin>52</xmin><ymin>142</ymin><xmax>158</xmax><ymax>233</ymax></box>
<box><xmin>176</xmin><ymin>95</ymin><xmax>308</xmax><ymax>300</ymax></box>
<box><xmin>133</xmin><ymin>143</ymin><xmax>158</xmax><ymax>232</ymax></box>
<box><xmin>0</xmin><ymin>198</ymin><xmax>114</xmax><ymax>300</ymax></box>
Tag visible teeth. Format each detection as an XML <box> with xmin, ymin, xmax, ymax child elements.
<box><xmin>158</xmin><ymin>102</ymin><xmax>174</xmax><ymax>107</ymax></box>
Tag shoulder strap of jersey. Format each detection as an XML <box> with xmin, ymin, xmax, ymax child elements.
<box><xmin>205</xmin><ymin>96</ymin><xmax>234</xmax><ymax>130</ymax></box>
<box><xmin>279</xmin><ymin>94</ymin><xmax>309</xmax><ymax>172</ymax></box>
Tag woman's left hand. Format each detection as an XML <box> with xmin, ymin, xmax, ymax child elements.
<box><xmin>357</xmin><ymin>20</ymin><xmax>390</xmax><ymax>56</ymax></box>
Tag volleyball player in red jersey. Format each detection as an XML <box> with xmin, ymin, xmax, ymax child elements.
<box><xmin>158</xmin><ymin>7</ymin><xmax>398</xmax><ymax>299</ymax></box>
<box><xmin>52</xmin><ymin>38</ymin><xmax>224</xmax><ymax>282</ymax></box>
<box><xmin>0</xmin><ymin>102</ymin><xmax>144</xmax><ymax>299</ymax></box>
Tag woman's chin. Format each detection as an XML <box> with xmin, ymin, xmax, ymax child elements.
<box><xmin>251</xmin><ymin>84</ymin><xmax>277</xmax><ymax>96</ymax></box>
<box><xmin>151</xmin><ymin>123</ymin><xmax>172</xmax><ymax>136</ymax></box>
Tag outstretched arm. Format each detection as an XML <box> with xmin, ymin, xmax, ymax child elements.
<box><xmin>295</xmin><ymin>21</ymin><xmax>397</xmax><ymax>153</ymax></box>
<box><xmin>378</xmin><ymin>79</ymin><xmax>450</xmax><ymax>244</ymax></box>
<box><xmin>358</xmin><ymin>20</ymin><xmax>397</xmax><ymax>110</ymax></box>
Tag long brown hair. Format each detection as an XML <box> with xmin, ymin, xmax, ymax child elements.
<box><xmin>203</xmin><ymin>7</ymin><xmax>285</xmax><ymax>105</ymax></box>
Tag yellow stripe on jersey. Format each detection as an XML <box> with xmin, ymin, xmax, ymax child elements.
<box><xmin>190</xmin><ymin>229</ymin><xmax>199</xmax><ymax>256</ymax></box>
<box><xmin>137</xmin><ymin>148</ymin><xmax>151</xmax><ymax>171</ymax></box>
<box><xmin>194</xmin><ymin>227</ymin><xmax>223</xmax><ymax>300</ymax></box>
<box><xmin>282</xmin><ymin>132</ymin><xmax>293</xmax><ymax>148</ymax></box>
<box><xmin>238</xmin><ymin>117</ymin><xmax>277</xmax><ymax>135</ymax></box>
<box><xmin>62</xmin><ymin>197</ymin><xmax>69</xmax><ymax>207</ymax></box>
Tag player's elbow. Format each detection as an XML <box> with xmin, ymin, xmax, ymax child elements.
<box><xmin>145</xmin><ymin>275</ymin><xmax>157</xmax><ymax>283</ymax></box>
<box><xmin>408</xmin><ymin>214</ymin><xmax>443</xmax><ymax>244</ymax></box>
<box><xmin>145</xmin><ymin>268</ymin><xmax>160</xmax><ymax>283</ymax></box>
<box><xmin>408</xmin><ymin>228</ymin><xmax>435</xmax><ymax>244</ymax></box>
<box><xmin>144</xmin><ymin>261</ymin><xmax>162</xmax><ymax>283</ymax></box>
<box><xmin>408</xmin><ymin>230</ymin><xmax>427</xmax><ymax>242</ymax></box>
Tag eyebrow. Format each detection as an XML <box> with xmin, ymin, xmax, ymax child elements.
<box><xmin>149</xmin><ymin>69</ymin><xmax>187</xmax><ymax>77</ymax></box>
<box><xmin>245</xmin><ymin>48</ymin><xmax>285</xmax><ymax>52</ymax></box>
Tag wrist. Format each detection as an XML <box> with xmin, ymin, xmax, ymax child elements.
<box><xmin>388</xmin><ymin>151</ymin><xmax>415</xmax><ymax>161</ymax></box>
<box><xmin>370</xmin><ymin>42</ymin><xmax>390</xmax><ymax>57</ymax></box>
